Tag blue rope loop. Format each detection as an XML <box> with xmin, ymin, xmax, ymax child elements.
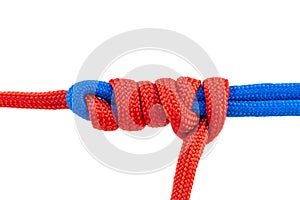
<box><xmin>66</xmin><ymin>80</ymin><xmax>113</xmax><ymax>120</ymax></box>
<box><xmin>67</xmin><ymin>80</ymin><xmax>300</xmax><ymax>120</ymax></box>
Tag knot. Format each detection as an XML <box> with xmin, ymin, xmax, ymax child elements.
<box><xmin>81</xmin><ymin>77</ymin><xmax>229</xmax><ymax>143</ymax></box>
<box><xmin>67</xmin><ymin>76</ymin><xmax>229</xmax><ymax>200</ymax></box>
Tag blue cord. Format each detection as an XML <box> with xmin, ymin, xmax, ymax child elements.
<box><xmin>66</xmin><ymin>80</ymin><xmax>113</xmax><ymax>120</ymax></box>
<box><xmin>66</xmin><ymin>81</ymin><xmax>300</xmax><ymax>120</ymax></box>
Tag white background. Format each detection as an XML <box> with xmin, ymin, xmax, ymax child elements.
<box><xmin>1</xmin><ymin>1</ymin><xmax>300</xmax><ymax>200</ymax></box>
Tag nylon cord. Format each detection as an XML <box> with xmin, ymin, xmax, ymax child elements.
<box><xmin>1</xmin><ymin>78</ymin><xmax>300</xmax><ymax>199</ymax></box>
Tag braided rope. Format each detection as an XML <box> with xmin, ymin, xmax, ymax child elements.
<box><xmin>67</xmin><ymin>82</ymin><xmax>300</xmax><ymax>119</ymax></box>
<box><xmin>0</xmin><ymin>90</ymin><xmax>68</xmax><ymax>109</ymax></box>
<box><xmin>3</xmin><ymin>78</ymin><xmax>300</xmax><ymax>199</ymax></box>
<box><xmin>82</xmin><ymin>77</ymin><xmax>229</xmax><ymax>200</ymax></box>
<box><xmin>2</xmin><ymin>82</ymin><xmax>300</xmax><ymax>117</ymax></box>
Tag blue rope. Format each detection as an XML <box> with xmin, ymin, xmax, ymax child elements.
<box><xmin>66</xmin><ymin>81</ymin><xmax>300</xmax><ymax>120</ymax></box>
<box><xmin>66</xmin><ymin>80</ymin><xmax>113</xmax><ymax>120</ymax></box>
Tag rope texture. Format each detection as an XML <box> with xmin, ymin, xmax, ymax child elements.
<box><xmin>0</xmin><ymin>90</ymin><xmax>68</xmax><ymax>109</ymax></box>
<box><xmin>83</xmin><ymin>77</ymin><xmax>229</xmax><ymax>200</ymax></box>
<box><xmin>66</xmin><ymin>82</ymin><xmax>300</xmax><ymax>119</ymax></box>
<box><xmin>2</xmin><ymin>82</ymin><xmax>300</xmax><ymax>118</ymax></box>
<box><xmin>3</xmin><ymin>79</ymin><xmax>300</xmax><ymax>199</ymax></box>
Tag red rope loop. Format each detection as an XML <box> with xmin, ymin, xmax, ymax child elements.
<box><xmin>85</xmin><ymin>76</ymin><xmax>229</xmax><ymax>200</ymax></box>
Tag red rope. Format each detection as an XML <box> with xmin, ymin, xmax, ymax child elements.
<box><xmin>0</xmin><ymin>77</ymin><xmax>229</xmax><ymax>199</ymax></box>
<box><xmin>85</xmin><ymin>77</ymin><xmax>229</xmax><ymax>200</ymax></box>
<box><xmin>0</xmin><ymin>90</ymin><xmax>68</xmax><ymax>109</ymax></box>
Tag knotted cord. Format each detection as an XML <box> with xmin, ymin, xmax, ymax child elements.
<box><xmin>2</xmin><ymin>77</ymin><xmax>300</xmax><ymax>199</ymax></box>
<box><xmin>84</xmin><ymin>77</ymin><xmax>229</xmax><ymax>200</ymax></box>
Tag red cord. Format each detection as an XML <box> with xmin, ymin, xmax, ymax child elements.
<box><xmin>0</xmin><ymin>77</ymin><xmax>229</xmax><ymax>199</ymax></box>
<box><xmin>86</xmin><ymin>77</ymin><xmax>229</xmax><ymax>200</ymax></box>
<box><xmin>0</xmin><ymin>90</ymin><xmax>68</xmax><ymax>109</ymax></box>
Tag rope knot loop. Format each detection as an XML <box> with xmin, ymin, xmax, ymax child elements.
<box><xmin>66</xmin><ymin>76</ymin><xmax>229</xmax><ymax>200</ymax></box>
<box><xmin>82</xmin><ymin>77</ymin><xmax>229</xmax><ymax>143</ymax></box>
